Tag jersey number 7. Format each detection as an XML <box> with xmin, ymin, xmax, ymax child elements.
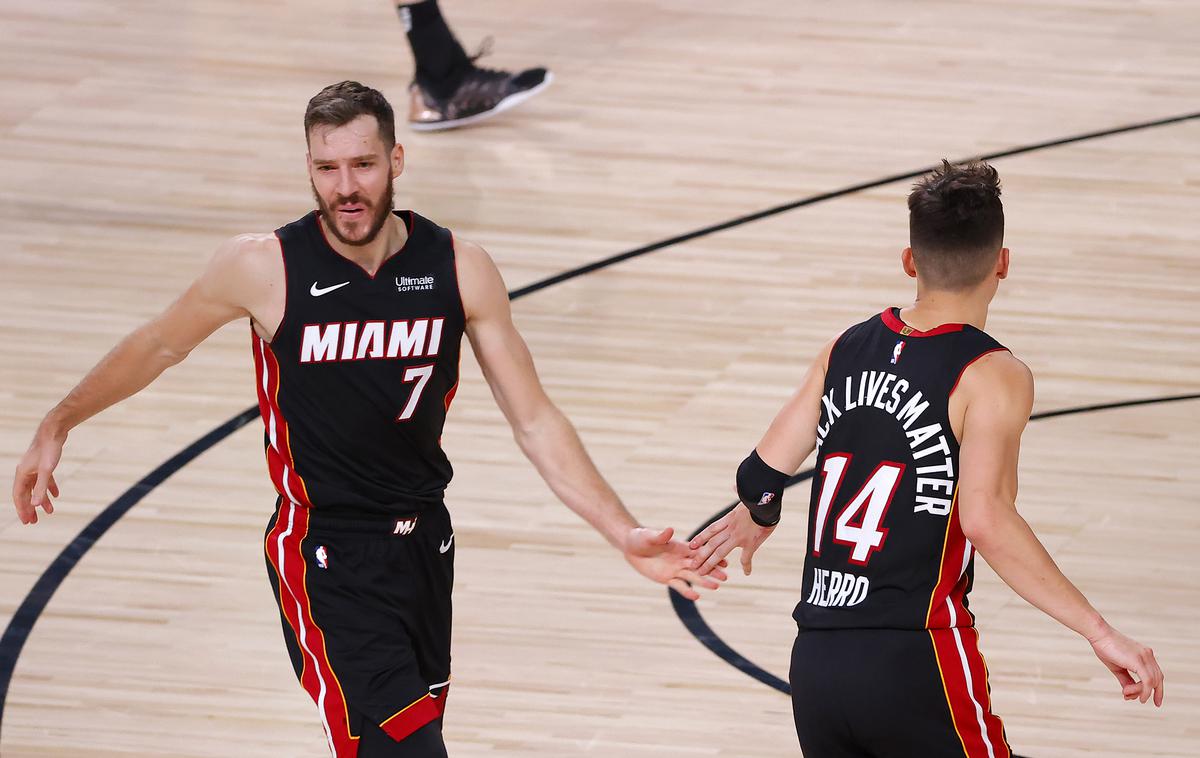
<box><xmin>396</xmin><ymin>364</ymin><xmax>435</xmax><ymax>421</ymax></box>
<box><xmin>812</xmin><ymin>454</ymin><xmax>907</xmax><ymax>566</ymax></box>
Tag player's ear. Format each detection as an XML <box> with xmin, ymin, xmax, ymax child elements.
<box><xmin>390</xmin><ymin>143</ymin><xmax>405</xmax><ymax>177</ymax></box>
<box><xmin>901</xmin><ymin>247</ymin><xmax>918</xmax><ymax>279</ymax></box>
<box><xmin>996</xmin><ymin>247</ymin><xmax>1010</xmax><ymax>280</ymax></box>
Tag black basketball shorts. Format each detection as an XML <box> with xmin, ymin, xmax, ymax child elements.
<box><xmin>264</xmin><ymin>499</ymin><xmax>455</xmax><ymax>757</ymax></box>
<box><xmin>790</xmin><ymin>628</ymin><xmax>1012</xmax><ymax>758</ymax></box>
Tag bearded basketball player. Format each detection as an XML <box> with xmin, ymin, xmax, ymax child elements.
<box><xmin>11</xmin><ymin>81</ymin><xmax>723</xmax><ymax>757</ymax></box>
<box><xmin>689</xmin><ymin>160</ymin><xmax>1164</xmax><ymax>757</ymax></box>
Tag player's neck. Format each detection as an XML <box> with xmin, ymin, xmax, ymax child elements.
<box><xmin>320</xmin><ymin>213</ymin><xmax>409</xmax><ymax>276</ymax></box>
<box><xmin>901</xmin><ymin>288</ymin><xmax>992</xmax><ymax>332</ymax></box>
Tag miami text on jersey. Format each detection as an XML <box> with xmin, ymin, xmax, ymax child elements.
<box><xmin>300</xmin><ymin>318</ymin><xmax>446</xmax><ymax>363</ymax></box>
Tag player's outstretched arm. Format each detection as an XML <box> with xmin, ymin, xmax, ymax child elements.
<box><xmin>11</xmin><ymin>235</ymin><xmax>280</xmax><ymax>525</ymax></box>
<box><xmin>689</xmin><ymin>337</ymin><xmax>834</xmax><ymax>576</ymax></box>
<box><xmin>455</xmin><ymin>238</ymin><xmax>724</xmax><ymax>599</ymax></box>
<box><xmin>957</xmin><ymin>352</ymin><xmax>1164</xmax><ymax>707</ymax></box>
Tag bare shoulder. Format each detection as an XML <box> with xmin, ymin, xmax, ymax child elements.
<box><xmin>195</xmin><ymin>233</ymin><xmax>284</xmax><ymax>320</ymax></box>
<box><xmin>971</xmin><ymin>350</ymin><xmax>1033</xmax><ymax>388</ymax></box>
<box><xmin>452</xmin><ymin>235</ymin><xmax>507</xmax><ymax>321</ymax></box>
<box><xmin>817</xmin><ymin>330</ymin><xmax>845</xmax><ymax>370</ymax></box>
<box><xmin>209</xmin><ymin>233</ymin><xmax>282</xmax><ymax>275</ymax></box>
<box><xmin>451</xmin><ymin>234</ymin><xmax>496</xmax><ymax>274</ymax></box>
<box><xmin>960</xmin><ymin>350</ymin><xmax>1035</xmax><ymax>415</ymax></box>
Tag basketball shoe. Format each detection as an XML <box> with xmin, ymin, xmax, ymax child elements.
<box><xmin>408</xmin><ymin>40</ymin><xmax>552</xmax><ymax>131</ymax></box>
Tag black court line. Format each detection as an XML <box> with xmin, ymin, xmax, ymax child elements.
<box><xmin>1</xmin><ymin>108</ymin><xmax>1197</xmax><ymax>739</ymax></box>
<box><xmin>509</xmin><ymin>110</ymin><xmax>1199</xmax><ymax>299</ymax></box>
<box><xmin>670</xmin><ymin>392</ymin><xmax>1200</xmax><ymax>699</ymax></box>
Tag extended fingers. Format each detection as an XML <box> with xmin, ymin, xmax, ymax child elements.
<box><xmin>679</xmin><ymin>568</ymin><xmax>721</xmax><ymax>591</ymax></box>
<box><xmin>699</xmin><ymin>535</ymin><xmax>736</xmax><ymax>575</ymax></box>
<box><xmin>689</xmin><ymin>518</ymin><xmax>729</xmax><ymax>550</ymax></box>
<box><xmin>668</xmin><ymin>578</ymin><xmax>699</xmax><ymax>602</ymax></box>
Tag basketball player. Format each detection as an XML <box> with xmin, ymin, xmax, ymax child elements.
<box><xmin>10</xmin><ymin>81</ymin><xmax>721</xmax><ymax>757</ymax></box>
<box><xmin>688</xmin><ymin>160</ymin><xmax>1164</xmax><ymax>756</ymax></box>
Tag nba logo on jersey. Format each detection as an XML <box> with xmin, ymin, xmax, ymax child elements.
<box><xmin>393</xmin><ymin>516</ymin><xmax>419</xmax><ymax>536</ymax></box>
<box><xmin>315</xmin><ymin>545</ymin><xmax>329</xmax><ymax>569</ymax></box>
<box><xmin>890</xmin><ymin>340</ymin><xmax>906</xmax><ymax>364</ymax></box>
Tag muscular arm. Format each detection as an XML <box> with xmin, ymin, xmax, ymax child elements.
<box><xmin>956</xmin><ymin>355</ymin><xmax>1102</xmax><ymax>633</ymax></box>
<box><xmin>12</xmin><ymin>235</ymin><xmax>282</xmax><ymax>523</ymax></box>
<box><xmin>957</xmin><ymin>352</ymin><xmax>1164</xmax><ymax>705</ymax></box>
<box><xmin>455</xmin><ymin>238</ymin><xmax>719</xmax><ymax>597</ymax></box>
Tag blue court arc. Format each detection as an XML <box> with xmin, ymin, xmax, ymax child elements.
<box><xmin>2</xmin><ymin>110</ymin><xmax>1198</xmax><ymax>753</ymax></box>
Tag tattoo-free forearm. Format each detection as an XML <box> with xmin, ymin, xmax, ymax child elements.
<box><xmin>512</xmin><ymin>404</ymin><xmax>637</xmax><ymax>549</ymax></box>
<box><xmin>43</xmin><ymin>323</ymin><xmax>188</xmax><ymax>435</ymax></box>
<box><xmin>965</xmin><ymin>502</ymin><xmax>1108</xmax><ymax>640</ymax></box>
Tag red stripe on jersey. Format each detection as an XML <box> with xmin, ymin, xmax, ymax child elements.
<box><xmin>253</xmin><ymin>332</ymin><xmax>314</xmax><ymax>507</ymax></box>
<box><xmin>930</xmin><ymin>628</ymin><xmax>1008</xmax><ymax>758</ymax></box>
<box><xmin>380</xmin><ymin>688</ymin><xmax>449</xmax><ymax>742</ymax></box>
<box><xmin>268</xmin><ymin>502</ymin><xmax>358</xmax><ymax>756</ymax></box>
<box><xmin>927</xmin><ymin>489</ymin><xmax>972</xmax><ymax>628</ymax></box>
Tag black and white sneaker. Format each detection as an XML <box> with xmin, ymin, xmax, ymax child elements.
<box><xmin>407</xmin><ymin>42</ymin><xmax>552</xmax><ymax>132</ymax></box>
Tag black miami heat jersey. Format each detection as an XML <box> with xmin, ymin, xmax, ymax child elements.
<box><xmin>252</xmin><ymin>210</ymin><xmax>465</xmax><ymax>517</ymax></box>
<box><xmin>794</xmin><ymin>308</ymin><xmax>1008</xmax><ymax>631</ymax></box>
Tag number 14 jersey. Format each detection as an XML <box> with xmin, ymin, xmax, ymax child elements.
<box><xmin>795</xmin><ymin>309</ymin><xmax>1008</xmax><ymax>631</ymax></box>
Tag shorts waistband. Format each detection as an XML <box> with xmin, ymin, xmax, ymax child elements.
<box><xmin>278</xmin><ymin>501</ymin><xmax>446</xmax><ymax>535</ymax></box>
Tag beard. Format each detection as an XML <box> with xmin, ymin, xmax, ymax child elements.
<box><xmin>313</xmin><ymin>171</ymin><xmax>395</xmax><ymax>247</ymax></box>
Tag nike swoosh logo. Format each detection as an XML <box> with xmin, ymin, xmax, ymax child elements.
<box><xmin>439</xmin><ymin>534</ymin><xmax>454</xmax><ymax>554</ymax></box>
<box><xmin>310</xmin><ymin>281</ymin><xmax>350</xmax><ymax>297</ymax></box>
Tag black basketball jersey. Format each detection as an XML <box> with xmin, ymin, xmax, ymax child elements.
<box><xmin>252</xmin><ymin>210</ymin><xmax>465</xmax><ymax>517</ymax></box>
<box><xmin>794</xmin><ymin>308</ymin><xmax>1008</xmax><ymax>631</ymax></box>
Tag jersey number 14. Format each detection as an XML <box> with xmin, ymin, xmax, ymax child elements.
<box><xmin>812</xmin><ymin>454</ymin><xmax>907</xmax><ymax>565</ymax></box>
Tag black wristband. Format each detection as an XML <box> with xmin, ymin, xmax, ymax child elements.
<box><xmin>736</xmin><ymin>449</ymin><xmax>788</xmax><ymax>527</ymax></box>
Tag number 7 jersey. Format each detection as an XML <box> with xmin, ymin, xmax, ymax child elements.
<box><xmin>252</xmin><ymin>210</ymin><xmax>465</xmax><ymax>518</ymax></box>
<box><xmin>794</xmin><ymin>309</ymin><xmax>1008</xmax><ymax>631</ymax></box>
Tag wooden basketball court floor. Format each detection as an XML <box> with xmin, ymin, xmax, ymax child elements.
<box><xmin>1</xmin><ymin>1</ymin><xmax>1197</xmax><ymax>755</ymax></box>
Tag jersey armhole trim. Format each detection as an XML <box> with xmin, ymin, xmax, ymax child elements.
<box><xmin>266</xmin><ymin>230</ymin><xmax>290</xmax><ymax>347</ymax></box>
<box><xmin>447</xmin><ymin>230</ymin><xmax>469</xmax><ymax>326</ymax></box>
<box><xmin>948</xmin><ymin>347</ymin><xmax>1010</xmax><ymax>399</ymax></box>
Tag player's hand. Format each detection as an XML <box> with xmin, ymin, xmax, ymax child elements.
<box><xmin>1088</xmin><ymin>623</ymin><xmax>1164</xmax><ymax>707</ymax></box>
<box><xmin>688</xmin><ymin>504</ymin><xmax>775</xmax><ymax>577</ymax></box>
<box><xmin>622</xmin><ymin>526</ymin><xmax>727</xmax><ymax>601</ymax></box>
<box><xmin>12</xmin><ymin>423</ymin><xmax>65</xmax><ymax>525</ymax></box>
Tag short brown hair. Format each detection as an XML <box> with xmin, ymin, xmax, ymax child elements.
<box><xmin>907</xmin><ymin>160</ymin><xmax>1004</xmax><ymax>289</ymax></box>
<box><xmin>304</xmin><ymin>81</ymin><xmax>396</xmax><ymax>148</ymax></box>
